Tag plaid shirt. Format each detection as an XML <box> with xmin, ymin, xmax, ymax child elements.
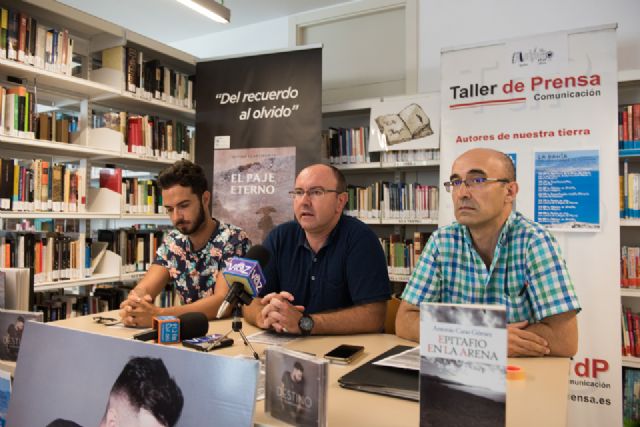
<box><xmin>402</xmin><ymin>211</ymin><xmax>580</xmax><ymax>323</ymax></box>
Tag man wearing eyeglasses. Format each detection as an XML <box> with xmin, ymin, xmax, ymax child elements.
<box><xmin>243</xmin><ymin>164</ymin><xmax>391</xmax><ymax>336</ymax></box>
<box><xmin>396</xmin><ymin>148</ymin><xmax>580</xmax><ymax>357</ymax></box>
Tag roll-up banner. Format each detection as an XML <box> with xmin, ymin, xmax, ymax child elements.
<box><xmin>440</xmin><ymin>25</ymin><xmax>619</xmax><ymax>426</ymax></box>
<box><xmin>196</xmin><ymin>47</ymin><xmax>322</xmax><ymax>243</ymax></box>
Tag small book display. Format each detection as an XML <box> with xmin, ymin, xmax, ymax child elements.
<box><xmin>420</xmin><ymin>302</ymin><xmax>507</xmax><ymax>427</ymax></box>
<box><xmin>265</xmin><ymin>347</ymin><xmax>328</xmax><ymax>427</ymax></box>
<box><xmin>0</xmin><ymin>308</ymin><xmax>43</xmax><ymax>361</ymax></box>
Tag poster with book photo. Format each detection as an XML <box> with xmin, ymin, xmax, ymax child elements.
<box><xmin>0</xmin><ymin>309</ymin><xmax>43</xmax><ymax>362</ymax></box>
<box><xmin>419</xmin><ymin>302</ymin><xmax>507</xmax><ymax>427</ymax></box>
<box><xmin>369</xmin><ymin>94</ymin><xmax>440</xmax><ymax>152</ymax></box>
<box><xmin>212</xmin><ymin>147</ymin><xmax>296</xmax><ymax>244</ymax></box>
<box><xmin>265</xmin><ymin>347</ymin><xmax>328</xmax><ymax>427</ymax></box>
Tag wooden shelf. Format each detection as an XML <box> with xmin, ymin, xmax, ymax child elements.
<box><xmin>120</xmin><ymin>214</ymin><xmax>169</xmax><ymax>220</ymax></box>
<box><xmin>621</xmin><ymin>288</ymin><xmax>640</xmax><ymax>297</ymax></box>
<box><xmin>388</xmin><ymin>273</ymin><xmax>410</xmax><ymax>283</ymax></box>
<box><xmin>34</xmin><ymin>273</ymin><xmax>121</xmax><ymax>292</ymax></box>
<box><xmin>379</xmin><ymin>160</ymin><xmax>440</xmax><ymax>169</ymax></box>
<box><xmin>0</xmin><ymin>211</ymin><xmax>121</xmax><ymax>219</ymax></box>
<box><xmin>334</xmin><ymin>162</ymin><xmax>381</xmax><ymax>171</ymax></box>
<box><xmin>91</xmin><ymin>91</ymin><xmax>195</xmax><ymax>121</ymax></box>
<box><xmin>622</xmin><ymin>356</ymin><xmax>640</xmax><ymax>368</ymax></box>
<box><xmin>0</xmin><ymin>133</ymin><xmax>118</xmax><ymax>158</ymax></box>
<box><xmin>621</xmin><ymin>219</ymin><xmax>640</xmax><ymax>227</ymax></box>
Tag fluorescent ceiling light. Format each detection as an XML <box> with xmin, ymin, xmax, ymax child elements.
<box><xmin>176</xmin><ymin>0</ymin><xmax>230</xmax><ymax>24</ymax></box>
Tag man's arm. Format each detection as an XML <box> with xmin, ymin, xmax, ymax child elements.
<box><xmin>395</xmin><ymin>300</ymin><xmax>420</xmax><ymax>342</ymax></box>
<box><xmin>263</xmin><ymin>296</ymin><xmax>386</xmax><ymax>335</ymax></box>
<box><xmin>120</xmin><ymin>268</ymin><xmax>229</xmax><ymax>327</ymax></box>
<box><xmin>509</xmin><ymin>310</ymin><xmax>578</xmax><ymax>357</ymax></box>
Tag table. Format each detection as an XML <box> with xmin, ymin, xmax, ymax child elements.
<box><xmin>52</xmin><ymin>312</ymin><xmax>570</xmax><ymax>427</ymax></box>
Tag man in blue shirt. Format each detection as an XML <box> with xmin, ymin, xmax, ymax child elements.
<box><xmin>244</xmin><ymin>164</ymin><xmax>390</xmax><ymax>335</ymax></box>
<box><xmin>396</xmin><ymin>148</ymin><xmax>580</xmax><ymax>357</ymax></box>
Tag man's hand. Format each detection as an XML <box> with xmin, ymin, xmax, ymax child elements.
<box><xmin>258</xmin><ymin>291</ymin><xmax>305</xmax><ymax>333</ymax></box>
<box><xmin>508</xmin><ymin>320</ymin><xmax>550</xmax><ymax>356</ymax></box>
<box><xmin>119</xmin><ymin>291</ymin><xmax>160</xmax><ymax>328</ymax></box>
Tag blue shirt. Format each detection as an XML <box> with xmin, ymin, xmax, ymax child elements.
<box><xmin>154</xmin><ymin>220</ymin><xmax>251</xmax><ymax>304</ymax></box>
<box><xmin>401</xmin><ymin>211</ymin><xmax>580</xmax><ymax>323</ymax></box>
<box><xmin>260</xmin><ymin>215</ymin><xmax>391</xmax><ymax>314</ymax></box>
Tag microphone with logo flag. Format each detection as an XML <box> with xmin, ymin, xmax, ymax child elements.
<box><xmin>216</xmin><ymin>245</ymin><xmax>270</xmax><ymax>318</ymax></box>
<box><xmin>133</xmin><ymin>312</ymin><xmax>209</xmax><ymax>343</ymax></box>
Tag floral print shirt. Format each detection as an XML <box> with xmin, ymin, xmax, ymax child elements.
<box><xmin>153</xmin><ymin>219</ymin><xmax>251</xmax><ymax>304</ymax></box>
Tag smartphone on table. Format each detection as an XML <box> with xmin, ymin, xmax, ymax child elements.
<box><xmin>182</xmin><ymin>334</ymin><xmax>234</xmax><ymax>352</ymax></box>
<box><xmin>323</xmin><ymin>344</ymin><xmax>365</xmax><ymax>364</ymax></box>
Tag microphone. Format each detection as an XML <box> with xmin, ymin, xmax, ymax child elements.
<box><xmin>133</xmin><ymin>312</ymin><xmax>209</xmax><ymax>342</ymax></box>
<box><xmin>216</xmin><ymin>245</ymin><xmax>270</xmax><ymax>318</ymax></box>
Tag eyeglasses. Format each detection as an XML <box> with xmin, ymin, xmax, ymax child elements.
<box><xmin>443</xmin><ymin>177</ymin><xmax>511</xmax><ymax>193</ymax></box>
<box><xmin>288</xmin><ymin>188</ymin><xmax>342</xmax><ymax>199</ymax></box>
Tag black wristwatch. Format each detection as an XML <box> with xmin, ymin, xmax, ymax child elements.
<box><xmin>298</xmin><ymin>314</ymin><xmax>314</xmax><ymax>336</ymax></box>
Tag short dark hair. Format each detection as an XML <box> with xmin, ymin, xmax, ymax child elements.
<box><xmin>16</xmin><ymin>316</ymin><xmax>24</xmax><ymax>323</ymax></box>
<box><xmin>110</xmin><ymin>357</ymin><xmax>184</xmax><ymax>427</ymax></box>
<box><xmin>157</xmin><ymin>160</ymin><xmax>208</xmax><ymax>198</ymax></box>
<box><xmin>293</xmin><ymin>361</ymin><xmax>304</xmax><ymax>372</ymax></box>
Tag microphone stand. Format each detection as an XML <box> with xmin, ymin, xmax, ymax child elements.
<box><xmin>208</xmin><ymin>287</ymin><xmax>259</xmax><ymax>360</ymax></box>
<box><xmin>222</xmin><ymin>304</ymin><xmax>260</xmax><ymax>360</ymax></box>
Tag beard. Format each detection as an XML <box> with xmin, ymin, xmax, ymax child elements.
<box><xmin>176</xmin><ymin>201</ymin><xmax>206</xmax><ymax>235</ymax></box>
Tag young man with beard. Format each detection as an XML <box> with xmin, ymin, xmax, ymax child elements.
<box><xmin>119</xmin><ymin>160</ymin><xmax>251</xmax><ymax>327</ymax></box>
<box><xmin>395</xmin><ymin>148</ymin><xmax>580</xmax><ymax>357</ymax></box>
<box><xmin>244</xmin><ymin>164</ymin><xmax>390</xmax><ymax>335</ymax></box>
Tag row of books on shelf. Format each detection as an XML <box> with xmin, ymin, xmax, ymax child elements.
<box><xmin>619</xmin><ymin>104</ymin><xmax>640</xmax><ymax>149</ymax></box>
<box><xmin>621</xmin><ymin>246</ymin><xmax>640</xmax><ymax>288</ymax></box>
<box><xmin>623</xmin><ymin>367</ymin><xmax>640</xmax><ymax>426</ymax></box>
<box><xmin>99</xmin><ymin>168</ymin><xmax>166</xmax><ymax>215</ymax></box>
<box><xmin>0</xmin><ymin>84</ymin><xmax>78</xmax><ymax>143</ymax></box>
<box><xmin>379</xmin><ymin>149</ymin><xmax>440</xmax><ymax>164</ymax></box>
<box><xmin>92</xmin><ymin>110</ymin><xmax>193</xmax><ymax>159</ymax></box>
<box><xmin>97</xmin><ymin>226</ymin><xmax>169</xmax><ymax>274</ymax></box>
<box><xmin>0</xmin><ymin>225</ymin><xmax>169</xmax><ymax>283</ymax></box>
<box><xmin>0</xmin><ymin>232</ymin><xmax>88</xmax><ymax>284</ymax></box>
<box><xmin>345</xmin><ymin>182</ymin><xmax>439</xmax><ymax>220</ymax></box>
<box><xmin>0</xmin><ymin>7</ymin><xmax>74</xmax><ymax>76</ymax></box>
<box><xmin>380</xmin><ymin>231</ymin><xmax>431</xmax><ymax>276</ymax></box>
<box><xmin>622</xmin><ymin>305</ymin><xmax>640</xmax><ymax>357</ymax></box>
<box><xmin>97</xmin><ymin>45</ymin><xmax>194</xmax><ymax>109</ymax></box>
<box><xmin>0</xmin><ymin>158</ymin><xmax>84</xmax><ymax>213</ymax></box>
<box><xmin>324</xmin><ymin>126</ymin><xmax>372</xmax><ymax>164</ymax></box>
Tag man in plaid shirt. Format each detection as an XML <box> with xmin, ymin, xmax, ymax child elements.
<box><xmin>396</xmin><ymin>148</ymin><xmax>580</xmax><ymax>357</ymax></box>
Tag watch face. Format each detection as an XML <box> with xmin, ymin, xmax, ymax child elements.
<box><xmin>299</xmin><ymin>315</ymin><xmax>313</xmax><ymax>332</ymax></box>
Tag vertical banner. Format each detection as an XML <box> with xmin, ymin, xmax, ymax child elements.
<box><xmin>195</xmin><ymin>47</ymin><xmax>322</xmax><ymax>217</ymax></box>
<box><xmin>440</xmin><ymin>25</ymin><xmax>619</xmax><ymax>426</ymax></box>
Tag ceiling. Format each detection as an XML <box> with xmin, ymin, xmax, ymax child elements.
<box><xmin>57</xmin><ymin>0</ymin><xmax>352</xmax><ymax>45</ymax></box>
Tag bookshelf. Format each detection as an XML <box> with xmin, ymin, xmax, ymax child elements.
<box><xmin>618</xmin><ymin>69</ymin><xmax>640</xmax><ymax>369</ymax></box>
<box><xmin>322</xmin><ymin>96</ymin><xmax>440</xmax><ymax>291</ymax></box>
<box><xmin>0</xmin><ymin>0</ymin><xmax>194</xmax><ymax>313</ymax></box>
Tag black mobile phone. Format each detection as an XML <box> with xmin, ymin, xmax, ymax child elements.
<box><xmin>323</xmin><ymin>344</ymin><xmax>365</xmax><ymax>364</ymax></box>
<box><xmin>182</xmin><ymin>334</ymin><xmax>234</xmax><ymax>352</ymax></box>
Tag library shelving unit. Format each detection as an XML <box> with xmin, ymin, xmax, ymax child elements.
<box><xmin>618</xmin><ymin>69</ymin><xmax>640</xmax><ymax>369</ymax></box>
<box><xmin>0</xmin><ymin>0</ymin><xmax>195</xmax><ymax>296</ymax></box>
<box><xmin>322</xmin><ymin>97</ymin><xmax>440</xmax><ymax>292</ymax></box>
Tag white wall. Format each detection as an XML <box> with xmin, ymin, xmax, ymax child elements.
<box><xmin>173</xmin><ymin>0</ymin><xmax>640</xmax><ymax>98</ymax></box>
<box><xmin>169</xmin><ymin>17</ymin><xmax>289</xmax><ymax>60</ymax></box>
<box><xmin>418</xmin><ymin>0</ymin><xmax>640</xmax><ymax>92</ymax></box>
